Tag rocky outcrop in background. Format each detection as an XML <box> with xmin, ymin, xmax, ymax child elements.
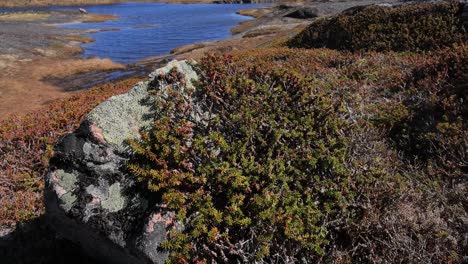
<box><xmin>284</xmin><ymin>6</ymin><xmax>319</xmax><ymax>19</ymax></box>
<box><xmin>213</xmin><ymin>0</ymin><xmax>279</xmax><ymax>3</ymax></box>
<box><xmin>45</xmin><ymin>60</ymin><xmax>198</xmax><ymax>264</ymax></box>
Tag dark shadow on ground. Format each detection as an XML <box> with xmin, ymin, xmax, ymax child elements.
<box><xmin>0</xmin><ymin>216</ymin><xmax>101</xmax><ymax>264</ymax></box>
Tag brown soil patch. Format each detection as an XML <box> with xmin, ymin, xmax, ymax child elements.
<box><xmin>237</xmin><ymin>8</ymin><xmax>271</xmax><ymax>18</ymax></box>
<box><xmin>47</xmin><ymin>35</ymin><xmax>95</xmax><ymax>43</ymax></box>
<box><xmin>231</xmin><ymin>19</ymin><xmax>259</xmax><ymax>34</ymax></box>
<box><xmin>81</xmin><ymin>14</ymin><xmax>119</xmax><ymax>23</ymax></box>
<box><xmin>170</xmin><ymin>42</ymin><xmax>210</xmax><ymax>54</ymax></box>
<box><xmin>231</xmin><ymin>6</ymin><xmax>289</xmax><ymax>35</ymax></box>
<box><xmin>243</xmin><ymin>26</ymin><xmax>282</xmax><ymax>38</ymax></box>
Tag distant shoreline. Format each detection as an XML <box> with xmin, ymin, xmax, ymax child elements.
<box><xmin>0</xmin><ymin>3</ymin><xmax>280</xmax><ymax>119</ymax></box>
<box><xmin>0</xmin><ymin>0</ymin><xmax>266</xmax><ymax>8</ymax></box>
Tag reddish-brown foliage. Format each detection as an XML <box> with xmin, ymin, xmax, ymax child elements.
<box><xmin>0</xmin><ymin>79</ymin><xmax>138</xmax><ymax>227</ymax></box>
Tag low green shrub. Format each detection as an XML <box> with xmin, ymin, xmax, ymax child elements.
<box><xmin>128</xmin><ymin>44</ymin><xmax>466</xmax><ymax>263</ymax></box>
<box><xmin>129</xmin><ymin>58</ymin><xmax>361</xmax><ymax>262</ymax></box>
<box><xmin>288</xmin><ymin>1</ymin><xmax>465</xmax><ymax>51</ymax></box>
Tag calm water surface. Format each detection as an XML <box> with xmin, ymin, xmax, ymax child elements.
<box><xmin>50</xmin><ymin>2</ymin><xmax>261</xmax><ymax>64</ymax></box>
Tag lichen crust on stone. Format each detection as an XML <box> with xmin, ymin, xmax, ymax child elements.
<box><xmin>52</xmin><ymin>169</ymin><xmax>79</xmax><ymax>211</ymax></box>
<box><xmin>101</xmin><ymin>183</ymin><xmax>125</xmax><ymax>213</ymax></box>
<box><xmin>86</xmin><ymin>60</ymin><xmax>198</xmax><ymax>153</ymax></box>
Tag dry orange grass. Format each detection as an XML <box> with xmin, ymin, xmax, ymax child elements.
<box><xmin>33</xmin><ymin>57</ymin><xmax>124</xmax><ymax>79</ymax></box>
<box><xmin>0</xmin><ymin>54</ymin><xmax>124</xmax><ymax>120</ymax></box>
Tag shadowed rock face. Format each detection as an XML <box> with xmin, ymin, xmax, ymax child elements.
<box><xmin>462</xmin><ymin>3</ymin><xmax>468</xmax><ymax>32</ymax></box>
<box><xmin>285</xmin><ymin>7</ymin><xmax>319</xmax><ymax>19</ymax></box>
<box><xmin>45</xmin><ymin>60</ymin><xmax>198</xmax><ymax>264</ymax></box>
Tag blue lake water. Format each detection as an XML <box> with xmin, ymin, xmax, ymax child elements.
<box><xmin>47</xmin><ymin>2</ymin><xmax>262</xmax><ymax>64</ymax></box>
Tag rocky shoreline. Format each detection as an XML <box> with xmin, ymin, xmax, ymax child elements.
<box><xmin>0</xmin><ymin>0</ymin><xmax>277</xmax><ymax>8</ymax></box>
<box><xmin>0</xmin><ymin>0</ymin><xmax>400</xmax><ymax>119</ymax></box>
<box><xmin>0</xmin><ymin>2</ymin><xmax>301</xmax><ymax>119</ymax></box>
<box><xmin>0</xmin><ymin>10</ymin><xmax>125</xmax><ymax>120</ymax></box>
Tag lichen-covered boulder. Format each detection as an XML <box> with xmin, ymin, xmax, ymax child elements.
<box><xmin>45</xmin><ymin>60</ymin><xmax>198</xmax><ymax>264</ymax></box>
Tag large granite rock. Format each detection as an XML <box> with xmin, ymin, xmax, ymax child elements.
<box><xmin>45</xmin><ymin>60</ymin><xmax>198</xmax><ymax>264</ymax></box>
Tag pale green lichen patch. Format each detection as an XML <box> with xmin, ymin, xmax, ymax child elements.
<box><xmin>87</xmin><ymin>81</ymin><xmax>154</xmax><ymax>153</ymax></box>
<box><xmin>61</xmin><ymin>192</ymin><xmax>77</xmax><ymax>212</ymax></box>
<box><xmin>55</xmin><ymin>170</ymin><xmax>78</xmax><ymax>211</ymax></box>
<box><xmin>86</xmin><ymin>60</ymin><xmax>198</xmax><ymax>153</ymax></box>
<box><xmin>56</xmin><ymin>169</ymin><xmax>78</xmax><ymax>192</ymax></box>
<box><xmin>101</xmin><ymin>183</ymin><xmax>125</xmax><ymax>212</ymax></box>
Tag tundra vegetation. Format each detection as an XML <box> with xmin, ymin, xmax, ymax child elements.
<box><xmin>0</xmin><ymin>0</ymin><xmax>466</xmax><ymax>263</ymax></box>
<box><xmin>128</xmin><ymin>1</ymin><xmax>467</xmax><ymax>263</ymax></box>
<box><xmin>288</xmin><ymin>1</ymin><xmax>465</xmax><ymax>51</ymax></box>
